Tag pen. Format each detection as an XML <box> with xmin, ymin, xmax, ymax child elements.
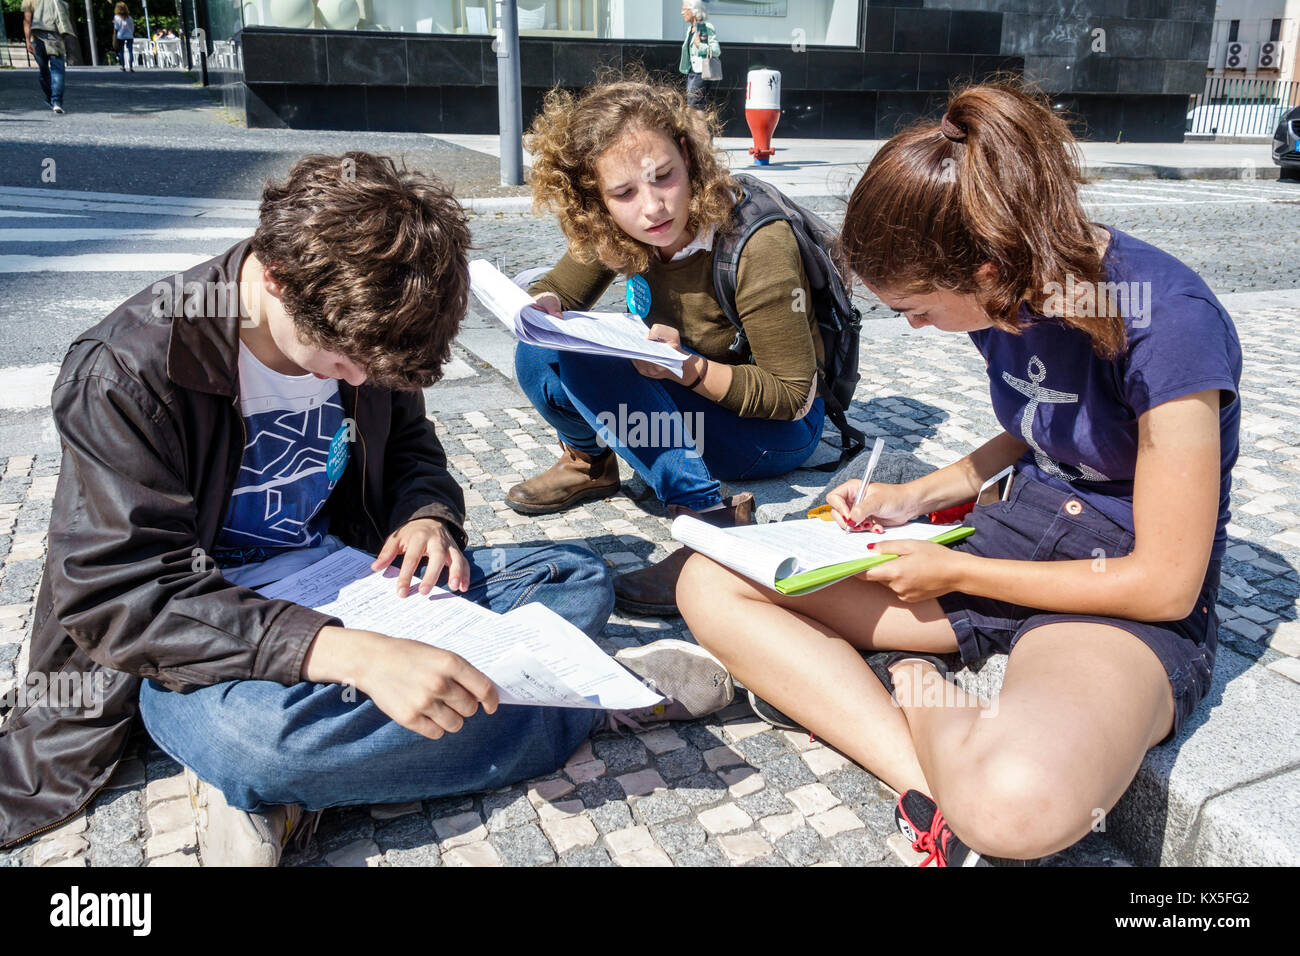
<box><xmin>848</xmin><ymin>437</ymin><xmax>885</xmax><ymax>527</ymax></box>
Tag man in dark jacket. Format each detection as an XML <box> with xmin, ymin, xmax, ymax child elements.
<box><xmin>0</xmin><ymin>152</ymin><xmax>733</xmax><ymax>864</ymax></box>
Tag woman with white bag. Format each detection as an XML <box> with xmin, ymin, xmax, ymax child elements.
<box><xmin>679</xmin><ymin>0</ymin><xmax>721</xmax><ymax>111</ymax></box>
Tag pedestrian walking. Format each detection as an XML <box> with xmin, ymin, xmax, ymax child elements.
<box><xmin>113</xmin><ymin>3</ymin><xmax>136</xmax><ymax>72</ymax></box>
<box><xmin>21</xmin><ymin>0</ymin><xmax>74</xmax><ymax>113</ymax></box>
<box><xmin>679</xmin><ymin>0</ymin><xmax>721</xmax><ymax>112</ymax></box>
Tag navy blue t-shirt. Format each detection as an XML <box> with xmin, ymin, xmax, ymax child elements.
<box><xmin>969</xmin><ymin>226</ymin><xmax>1242</xmax><ymax>559</ymax></box>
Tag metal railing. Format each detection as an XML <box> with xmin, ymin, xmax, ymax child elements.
<box><xmin>1188</xmin><ymin>76</ymin><xmax>1300</xmax><ymax>137</ymax></box>
<box><xmin>2</xmin><ymin>41</ymin><xmax>34</xmax><ymax>68</ymax></box>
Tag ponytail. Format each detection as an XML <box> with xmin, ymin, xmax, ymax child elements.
<box><xmin>840</xmin><ymin>78</ymin><xmax>1125</xmax><ymax>358</ymax></box>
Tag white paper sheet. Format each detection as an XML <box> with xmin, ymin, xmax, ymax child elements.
<box><xmin>258</xmin><ymin>547</ymin><xmax>662</xmax><ymax>710</ymax></box>
<box><xmin>469</xmin><ymin>259</ymin><xmax>688</xmax><ymax>373</ymax></box>
<box><xmin>670</xmin><ymin>515</ymin><xmax>793</xmax><ymax>584</ymax></box>
<box><xmin>672</xmin><ymin>517</ymin><xmax>963</xmax><ymax>587</ymax></box>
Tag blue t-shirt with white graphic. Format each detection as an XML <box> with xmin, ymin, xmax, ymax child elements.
<box><xmin>969</xmin><ymin>225</ymin><xmax>1242</xmax><ymax>559</ymax></box>
<box><xmin>214</xmin><ymin>343</ymin><xmax>350</xmax><ymax>568</ymax></box>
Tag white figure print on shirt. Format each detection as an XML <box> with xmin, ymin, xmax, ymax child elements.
<box><xmin>1001</xmin><ymin>355</ymin><xmax>1110</xmax><ymax>483</ymax></box>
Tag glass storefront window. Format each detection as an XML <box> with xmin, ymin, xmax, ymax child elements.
<box><xmin>238</xmin><ymin>0</ymin><xmax>860</xmax><ymax>47</ymax></box>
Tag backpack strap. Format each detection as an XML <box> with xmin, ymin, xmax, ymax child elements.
<box><xmin>711</xmin><ymin>176</ymin><xmax>865</xmax><ymax>471</ymax></box>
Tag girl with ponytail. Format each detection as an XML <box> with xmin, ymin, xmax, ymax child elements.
<box><xmin>678</xmin><ymin>80</ymin><xmax>1242</xmax><ymax>866</ymax></box>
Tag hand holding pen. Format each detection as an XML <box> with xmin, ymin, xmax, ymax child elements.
<box><xmin>822</xmin><ymin>438</ymin><xmax>924</xmax><ymax>532</ymax></box>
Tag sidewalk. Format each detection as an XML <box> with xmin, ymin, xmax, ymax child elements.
<box><xmin>2</xmin><ymin>69</ymin><xmax>1297</xmax><ymax>868</ymax></box>
<box><xmin>442</xmin><ymin>134</ymin><xmax>1290</xmax><ymax>212</ymax></box>
<box><xmin>3</xmin><ymin>287</ymin><xmax>1297</xmax><ymax>868</ymax></box>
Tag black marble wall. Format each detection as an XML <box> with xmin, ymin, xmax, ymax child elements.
<box><xmin>233</xmin><ymin>0</ymin><xmax>1216</xmax><ymax>142</ymax></box>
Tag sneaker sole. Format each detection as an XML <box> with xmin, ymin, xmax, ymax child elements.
<box><xmin>504</xmin><ymin>482</ymin><xmax>621</xmax><ymax>516</ymax></box>
<box><xmin>614</xmin><ymin>640</ymin><xmax>734</xmax><ymax>717</ymax></box>
<box><xmin>746</xmin><ymin>689</ymin><xmax>806</xmax><ymax>732</ymax></box>
<box><xmin>185</xmin><ymin>766</ymin><xmax>280</xmax><ymax>867</ymax></box>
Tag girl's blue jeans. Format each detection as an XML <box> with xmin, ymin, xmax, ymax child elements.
<box><xmin>515</xmin><ymin>343</ymin><xmax>825</xmax><ymax>511</ymax></box>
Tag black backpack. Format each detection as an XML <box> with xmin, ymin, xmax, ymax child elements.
<box><xmin>712</xmin><ymin>174</ymin><xmax>865</xmax><ymax>470</ymax></box>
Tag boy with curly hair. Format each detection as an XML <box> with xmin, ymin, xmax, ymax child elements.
<box><xmin>0</xmin><ymin>153</ymin><xmax>732</xmax><ymax>865</ymax></box>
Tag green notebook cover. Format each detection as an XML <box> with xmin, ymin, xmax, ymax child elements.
<box><xmin>773</xmin><ymin>525</ymin><xmax>976</xmax><ymax>597</ymax></box>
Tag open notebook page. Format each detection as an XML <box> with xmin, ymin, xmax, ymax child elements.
<box><xmin>725</xmin><ymin>518</ymin><xmax>964</xmax><ymax>576</ymax></box>
<box><xmin>671</xmin><ymin>516</ymin><xmax>964</xmax><ymax>587</ymax></box>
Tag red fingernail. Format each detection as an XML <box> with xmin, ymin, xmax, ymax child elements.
<box><xmin>867</xmin><ymin>543</ymin><xmax>876</xmax><ymax>550</ymax></box>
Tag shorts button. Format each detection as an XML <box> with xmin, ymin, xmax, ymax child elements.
<box><xmin>1064</xmin><ymin>499</ymin><xmax>1083</xmax><ymax>516</ymax></box>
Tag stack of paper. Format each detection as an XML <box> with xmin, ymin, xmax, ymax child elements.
<box><xmin>258</xmin><ymin>547</ymin><xmax>663</xmax><ymax>710</ymax></box>
<box><xmin>468</xmin><ymin>259</ymin><xmax>688</xmax><ymax>375</ymax></box>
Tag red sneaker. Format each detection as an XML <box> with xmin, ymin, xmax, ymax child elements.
<box><xmin>895</xmin><ymin>790</ymin><xmax>988</xmax><ymax>867</ymax></box>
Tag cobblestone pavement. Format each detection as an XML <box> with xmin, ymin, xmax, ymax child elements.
<box><xmin>2</xmin><ymin>281</ymin><xmax>1296</xmax><ymax>867</ymax></box>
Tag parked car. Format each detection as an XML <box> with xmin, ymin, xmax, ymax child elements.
<box><xmin>1272</xmin><ymin>105</ymin><xmax>1300</xmax><ymax>180</ymax></box>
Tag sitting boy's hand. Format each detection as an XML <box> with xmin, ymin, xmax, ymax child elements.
<box><xmin>305</xmin><ymin>627</ymin><xmax>499</xmax><ymax>740</ymax></box>
<box><xmin>372</xmin><ymin>518</ymin><xmax>470</xmax><ymax>596</ymax></box>
<box><xmin>366</xmin><ymin>638</ymin><xmax>500</xmax><ymax>739</ymax></box>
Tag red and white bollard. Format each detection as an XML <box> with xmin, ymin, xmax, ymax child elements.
<box><xmin>746</xmin><ymin>68</ymin><xmax>781</xmax><ymax>165</ymax></box>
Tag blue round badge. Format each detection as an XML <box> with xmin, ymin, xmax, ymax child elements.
<box><xmin>326</xmin><ymin>421</ymin><xmax>351</xmax><ymax>483</ymax></box>
<box><xmin>626</xmin><ymin>275</ymin><xmax>651</xmax><ymax>317</ymax></box>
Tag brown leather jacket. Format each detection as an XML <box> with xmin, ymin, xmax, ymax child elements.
<box><xmin>0</xmin><ymin>240</ymin><xmax>467</xmax><ymax>847</ymax></box>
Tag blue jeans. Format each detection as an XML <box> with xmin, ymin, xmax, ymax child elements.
<box><xmin>32</xmin><ymin>36</ymin><xmax>65</xmax><ymax>108</ymax></box>
<box><xmin>119</xmin><ymin>37</ymin><xmax>134</xmax><ymax>68</ymax></box>
<box><xmin>138</xmin><ymin>544</ymin><xmax>613</xmax><ymax>813</ymax></box>
<box><xmin>686</xmin><ymin>70</ymin><xmax>705</xmax><ymax>109</ymax></box>
<box><xmin>515</xmin><ymin>343</ymin><xmax>825</xmax><ymax>511</ymax></box>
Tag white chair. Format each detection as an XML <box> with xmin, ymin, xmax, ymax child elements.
<box><xmin>156</xmin><ymin>38</ymin><xmax>182</xmax><ymax>68</ymax></box>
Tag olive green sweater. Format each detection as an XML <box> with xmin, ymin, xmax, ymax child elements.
<box><xmin>528</xmin><ymin>221</ymin><xmax>823</xmax><ymax>421</ymax></box>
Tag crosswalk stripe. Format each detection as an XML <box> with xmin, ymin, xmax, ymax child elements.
<box><xmin>1083</xmin><ymin>198</ymin><xmax>1280</xmax><ymax>207</ymax></box>
<box><xmin>0</xmin><ymin>194</ymin><xmax>259</xmax><ymax>220</ymax></box>
<box><xmin>0</xmin><ymin>227</ymin><xmax>254</xmax><ymax>243</ymax></box>
<box><xmin>0</xmin><ymin>354</ymin><xmax>482</xmax><ymax>413</ymax></box>
<box><xmin>0</xmin><ymin>210</ymin><xmax>84</xmax><ymax>219</ymax></box>
<box><xmin>1101</xmin><ymin>181</ymin><xmax>1266</xmax><ymax>200</ymax></box>
<box><xmin>1085</xmin><ymin>184</ymin><xmax>1219</xmax><ymax>202</ymax></box>
<box><xmin>0</xmin><ymin>364</ymin><xmax>60</xmax><ymax>411</ymax></box>
<box><xmin>0</xmin><ymin>186</ymin><xmax>261</xmax><ymax>210</ymax></box>
<box><xmin>0</xmin><ymin>253</ymin><xmax>210</xmax><ymax>273</ymax></box>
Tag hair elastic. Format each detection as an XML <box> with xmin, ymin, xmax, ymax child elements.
<box><xmin>939</xmin><ymin>114</ymin><xmax>968</xmax><ymax>143</ymax></box>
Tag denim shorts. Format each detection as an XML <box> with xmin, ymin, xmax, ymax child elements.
<box><xmin>937</xmin><ymin>475</ymin><xmax>1219</xmax><ymax>741</ymax></box>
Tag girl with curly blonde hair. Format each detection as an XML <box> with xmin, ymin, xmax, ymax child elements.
<box><xmin>509</xmin><ymin>75</ymin><xmax>828</xmax><ymax>617</ymax></box>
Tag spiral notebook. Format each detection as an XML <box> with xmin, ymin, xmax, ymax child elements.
<box><xmin>671</xmin><ymin>516</ymin><xmax>975</xmax><ymax>596</ymax></box>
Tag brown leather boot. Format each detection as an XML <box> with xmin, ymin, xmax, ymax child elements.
<box><xmin>613</xmin><ymin>492</ymin><xmax>755</xmax><ymax>617</ymax></box>
<box><xmin>506</xmin><ymin>443</ymin><xmax>621</xmax><ymax>515</ymax></box>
